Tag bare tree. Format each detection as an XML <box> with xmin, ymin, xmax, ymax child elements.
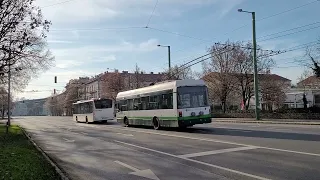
<box><xmin>165</xmin><ymin>65</ymin><xmax>194</xmax><ymax>80</ymax></box>
<box><xmin>297</xmin><ymin>69</ymin><xmax>313</xmax><ymax>89</ymax></box>
<box><xmin>101</xmin><ymin>72</ymin><xmax>125</xmax><ymax>101</ymax></box>
<box><xmin>45</xmin><ymin>94</ymin><xmax>65</xmax><ymax>116</ymax></box>
<box><xmin>260</xmin><ymin>77</ymin><xmax>286</xmax><ymax>111</ymax></box>
<box><xmin>303</xmin><ymin>39</ymin><xmax>320</xmax><ymax>76</ymax></box>
<box><xmin>201</xmin><ymin>41</ymin><xmax>275</xmax><ymax>112</ymax></box>
<box><xmin>0</xmin><ymin>0</ymin><xmax>53</xmax><ymax>91</ymax></box>
<box><xmin>63</xmin><ymin>80</ymin><xmax>82</xmax><ymax>116</ymax></box>
<box><xmin>202</xmin><ymin>42</ymin><xmax>239</xmax><ymax>113</ymax></box>
<box><xmin>232</xmin><ymin>42</ymin><xmax>275</xmax><ymax>110</ymax></box>
<box><xmin>130</xmin><ymin>63</ymin><xmax>143</xmax><ymax>89</ymax></box>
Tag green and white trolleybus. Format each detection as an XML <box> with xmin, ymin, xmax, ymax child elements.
<box><xmin>116</xmin><ymin>79</ymin><xmax>212</xmax><ymax>129</ymax></box>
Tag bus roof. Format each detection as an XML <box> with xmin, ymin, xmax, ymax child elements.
<box><xmin>116</xmin><ymin>79</ymin><xmax>206</xmax><ymax>100</ymax></box>
<box><xmin>72</xmin><ymin>98</ymin><xmax>111</xmax><ymax>105</ymax></box>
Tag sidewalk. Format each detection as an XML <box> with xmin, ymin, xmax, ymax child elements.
<box><xmin>213</xmin><ymin>118</ymin><xmax>320</xmax><ymax>125</ymax></box>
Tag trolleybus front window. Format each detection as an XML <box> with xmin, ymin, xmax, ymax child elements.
<box><xmin>178</xmin><ymin>86</ymin><xmax>208</xmax><ymax>109</ymax></box>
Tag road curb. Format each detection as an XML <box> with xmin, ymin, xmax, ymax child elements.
<box><xmin>20</xmin><ymin>126</ymin><xmax>70</xmax><ymax>180</ymax></box>
<box><xmin>215</xmin><ymin>120</ymin><xmax>320</xmax><ymax>125</ymax></box>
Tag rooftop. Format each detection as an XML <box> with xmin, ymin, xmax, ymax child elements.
<box><xmin>203</xmin><ymin>72</ymin><xmax>291</xmax><ymax>82</ymax></box>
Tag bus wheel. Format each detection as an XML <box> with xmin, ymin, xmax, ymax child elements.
<box><xmin>85</xmin><ymin>117</ymin><xmax>89</xmax><ymax>124</ymax></box>
<box><xmin>124</xmin><ymin>117</ymin><xmax>129</xmax><ymax>127</ymax></box>
<box><xmin>153</xmin><ymin>117</ymin><xmax>160</xmax><ymax>130</ymax></box>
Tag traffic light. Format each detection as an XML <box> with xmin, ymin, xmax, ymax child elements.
<box><xmin>54</xmin><ymin>76</ymin><xmax>57</xmax><ymax>83</ymax></box>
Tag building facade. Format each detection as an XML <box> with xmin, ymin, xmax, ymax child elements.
<box><xmin>295</xmin><ymin>75</ymin><xmax>320</xmax><ymax>107</ymax></box>
<box><xmin>202</xmin><ymin>72</ymin><xmax>292</xmax><ymax>111</ymax></box>
<box><xmin>84</xmin><ymin>75</ymin><xmax>101</xmax><ymax>100</ymax></box>
<box><xmin>12</xmin><ymin>98</ymin><xmax>48</xmax><ymax>116</ymax></box>
<box><xmin>78</xmin><ymin>70</ymin><xmax>165</xmax><ymax>100</ymax></box>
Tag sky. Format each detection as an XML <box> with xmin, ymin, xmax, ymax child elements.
<box><xmin>16</xmin><ymin>0</ymin><xmax>320</xmax><ymax>99</ymax></box>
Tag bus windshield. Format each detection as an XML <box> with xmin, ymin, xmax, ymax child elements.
<box><xmin>178</xmin><ymin>86</ymin><xmax>208</xmax><ymax>109</ymax></box>
<box><xmin>94</xmin><ymin>99</ymin><xmax>113</xmax><ymax>109</ymax></box>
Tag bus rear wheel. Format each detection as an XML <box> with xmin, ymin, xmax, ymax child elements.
<box><xmin>153</xmin><ymin>117</ymin><xmax>160</xmax><ymax>130</ymax></box>
<box><xmin>124</xmin><ymin>117</ymin><xmax>129</xmax><ymax>127</ymax></box>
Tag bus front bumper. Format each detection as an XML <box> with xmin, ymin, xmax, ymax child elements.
<box><xmin>178</xmin><ymin>115</ymin><xmax>212</xmax><ymax>127</ymax></box>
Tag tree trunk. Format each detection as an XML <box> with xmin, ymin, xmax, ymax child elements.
<box><xmin>246</xmin><ymin>96</ymin><xmax>252</xmax><ymax>110</ymax></box>
<box><xmin>1</xmin><ymin>110</ymin><xmax>4</xmax><ymax>119</ymax></box>
<box><xmin>221</xmin><ymin>101</ymin><xmax>227</xmax><ymax>113</ymax></box>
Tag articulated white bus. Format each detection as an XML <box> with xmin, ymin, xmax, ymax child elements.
<box><xmin>116</xmin><ymin>79</ymin><xmax>212</xmax><ymax>129</ymax></box>
<box><xmin>73</xmin><ymin>98</ymin><xmax>115</xmax><ymax>123</ymax></box>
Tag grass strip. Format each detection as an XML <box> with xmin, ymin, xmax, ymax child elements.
<box><xmin>0</xmin><ymin>125</ymin><xmax>60</xmax><ymax>180</ymax></box>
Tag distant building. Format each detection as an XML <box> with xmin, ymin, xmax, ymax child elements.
<box><xmin>202</xmin><ymin>72</ymin><xmax>291</xmax><ymax>110</ymax></box>
<box><xmin>12</xmin><ymin>98</ymin><xmax>48</xmax><ymax>116</ymax></box>
<box><xmin>120</xmin><ymin>71</ymin><xmax>165</xmax><ymax>90</ymax></box>
<box><xmin>295</xmin><ymin>75</ymin><xmax>320</xmax><ymax>107</ymax></box>
<box><xmin>79</xmin><ymin>70</ymin><xmax>165</xmax><ymax>100</ymax></box>
<box><xmin>84</xmin><ymin>75</ymin><xmax>101</xmax><ymax>100</ymax></box>
<box><xmin>297</xmin><ymin>75</ymin><xmax>320</xmax><ymax>89</ymax></box>
<box><xmin>283</xmin><ymin>89</ymin><xmax>314</xmax><ymax>108</ymax></box>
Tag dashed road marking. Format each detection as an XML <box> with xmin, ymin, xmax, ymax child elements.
<box><xmin>115</xmin><ymin>140</ymin><xmax>270</xmax><ymax>180</ymax></box>
<box><xmin>117</xmin><ymin>133</ymin><xmax>134</xmax><ymax>137</ymax></box>
<box><xmin>177</xmin><ymin>146</ymin><xmax>258</xmax><ymax>158</ymax></box>
<box><xmin>106</xmin><ymin>126</ymin><xmax>320</xmax><ymax>157</ymax></box>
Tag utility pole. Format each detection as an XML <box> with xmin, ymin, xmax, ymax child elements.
<box><xmin>252</xmin><ymin>12</ymin><xmax>260</xmax><ymax>120</ymax></box>
<box><xmin>157</xmin><ymin>44</ymin><xmax>171</xmax><ymax>78</ymax></box>
<box><xmin>168</xmin><ymin>45</ymin><xmax>171</xmax><ymax>73</ymax></box>
<box><xmin>238</xmin><ymin>9</ymin><xmax>260</xmax><ymax>120</ymax></box>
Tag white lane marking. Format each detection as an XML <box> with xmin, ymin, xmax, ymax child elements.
<box><xmin>115</xmin><ymin>160</ymin><xmax>139</xmax><ymax>171</ymax></box>
<box><xmin>178</xmin><ymin>146</ymin><xmax>258</xmax><ymax>158</ymax></box>
<box><xmin>115</xmin><ymin>161</ymin><xmax>160</xmax><ymax>180</ymax></box>
<box><xmin>263</xmin><ymin>147</ymin><xmax>320</xmax><ymax>157</ymax></box>
<box><xmin>117</xmin><ymin>133</ymin><xmax>134</xmax><ymax>137</ymax></box>
<box><xmin>63</xmin><ymin>138</ymin><xmax>75</xmax><ymax>143</ymax></box>
<box><xmin>80</xmin><ymin>132</ymin><xmax>88</xmax><ymax>135</ymax></box>
<box><xmin>240</xmin><ymin>130</ymin><xmax>253</xmax><ymax>133</ymax></box>
<box><xmin>214</xmin><ymin>126</ymin><xmax>229</xmax><ymax>128</ymax></box>
<box><xmin>106</xmin><ymin>126</ymin><xmax>320</xmax><ymax>157</ymax></box>
<box><xmin>115</xmin><ymin>140</ymin><xmax>270</xmax><ymax>180</ymax></box>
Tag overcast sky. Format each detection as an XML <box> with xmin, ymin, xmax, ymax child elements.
<box><xmin>16</xmin><ymin>0</ymin><xmax>320</xmax><ymax>99</ymax></box>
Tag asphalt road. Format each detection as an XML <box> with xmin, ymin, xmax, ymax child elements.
<box><xmin>13</xmin><ymin>116</ymin><xmax>320</xmax><ymax>180</ymax></box>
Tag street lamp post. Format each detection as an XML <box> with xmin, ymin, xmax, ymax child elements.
<box><xmin>157</xmin><ymin>45</ymin><xmax>171</xmax><ymax>77</ymax></box>
<box><xmin>238</xmin><ymin>9</ymin><xmax>260</xmax><ymax>120</ymax></box>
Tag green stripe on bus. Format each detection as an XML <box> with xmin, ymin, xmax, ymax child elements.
<box><xmin>179</xmin><ymin>114</ymin><xmax>212</xmax><ymax>121</ymax></box>
<box><xmin>128</xmin><ymin>117</ymin><xmax>177</xmax><ymax>120</ymax></box>
<box><xmin>117</xmin><ymin>114</ymin><xmax>211</xmax><ymax>121</ymax></box>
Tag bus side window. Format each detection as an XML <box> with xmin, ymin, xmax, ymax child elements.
<box><xmin>133</xmin><ymin>98</ymin><xmax>140</xmax><ymax>110</ymax></box>
<box><xmin>149</xmin><ymin>95</ymin><xmax>159</xmax><ymax>110</ymax></box>
<box><xmin>89</xmin><ymin>103</ymin><xmax>93</xmax><ymax>113</ymax></box>
<box><xmin>120</xmin><ymin>100</ymin><xmax>128</xmax><ymax>111</ymax></box>
<box><xmin>127</xmin><ymin>99</ymin><xmax>134</xmax><ymax>110</ymax></box>
<box><xmin>168</xmin><ymin>93</ymin><xmax>173</xmax><ymax>109</ymax></box>
<box><xmin>160</xmin><ymin>94</ymin><xmax>168</xmax><ymax>109</ymax></box>
<box><xmin>141</xmin><ymin>97</ymin><xmax>148</xmax><ymax>110</ymax></box>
